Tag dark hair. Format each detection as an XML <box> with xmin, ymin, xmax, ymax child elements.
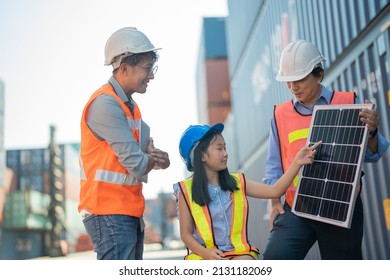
<box><xmin>113</xmin><ymin>51</ymin><xmax>159</xmax><ymax>73</ymax></box>
<box><xmin>191</xmin><ymin>129</ymin><xmax>238</xmax><ymax>206</ymax></box>
<box><xmin>311</xmin><ymin>66</ymin><xmax>324</xmax><ymax>81</ymax></box>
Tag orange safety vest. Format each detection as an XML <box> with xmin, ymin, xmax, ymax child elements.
<box><xmin>274</xmin><ymin>91</ymin><xmax>355</xmax><ymax>207</ymax></box>
<box><xmin>78</xmin><ymin>83</ymin><xmax>145</xmax><ymax>217</ymax></box>
<box><xmin>178</xmin><ymin>173</ymin><xmax>259</xmax><ymax>260</ymax></box>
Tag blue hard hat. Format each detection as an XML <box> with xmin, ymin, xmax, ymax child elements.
<box><xmin>179</xmin><ymin>123</ymin><xmax>224</xmax><ymax>171</ymax></box>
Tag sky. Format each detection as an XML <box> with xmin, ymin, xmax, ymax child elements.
<box><xmin>0</xmin><ymin>0</ymin><xmax>228</xmax><ymax>199</ymax></box>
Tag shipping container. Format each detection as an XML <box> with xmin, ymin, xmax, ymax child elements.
<box><xmin>3</xmin><ymin>190</ymin><xmax>51</xmax><ymax>230</ymax></box>
<box><xmin>0</xmin><ymin>188</ymin><xmax>5</xmax><ymax>226</ymax></box>
<box><xmin>62</xmin><ymin>143</ymin><xmax>81</xmax><ymax>201</ymax></box>
<box><xmin>5</xmin><ymin>143</ymin><xmax>80</xmax><ymax>199</ymax></box>
<box><xmin>206</xmin><ymin>0</ymin><xmax>390</xmax><ymax>259</ymax></box>
<box><xmin>0</xmin><ymin>79</ymin><xmax>4</xmax><ymax>188</ymax></box>
<box><xmin>1</xmin><ymin>143</ymin><xmax>85</xmax><ymax>258</ymax></box>
<box><xmin>0</xmin><ymin>230</ymin><xmax>45</xmax><ymax>260</ymax></box>
<box><xmin>3</xmin><ymin>167</ymin><xmax>17</xmax><ymax>193</ymax></box>
<box><xmin>196</xmin><ymin>17</ymin><xmax>231</xmax><ymax>125</ymax></box>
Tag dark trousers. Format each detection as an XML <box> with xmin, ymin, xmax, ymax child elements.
<box><xmin>263</xmin><ymin>196</ymin><xmax>363</xmax><ymax>260</ymax></box>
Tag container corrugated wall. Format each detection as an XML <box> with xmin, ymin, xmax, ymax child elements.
<box><xmin>294</xmin><ymin>0</ymin><xmax>390</xmax><ymax>260</ymax></box>
<box><xmin>225</xmin><ymin>0</ymin><xmax>296</xmax><ymax>257</ymax></box>
<box><xmin>0</xmin><ymin>230</ymin><xmax>45</xmax><ymax>259</ymax></box>
<box><xmin>226</xmin><ymin>0</ymin><xmax>293</xmax><ymax>170</ymax></box>
<box><xmin>223</xmin><ymin>0</ymin><xmax>390</xmax><ymax>259</ymax></box>
<box><xmin>0</xmin><ymin>80</ymin><xmax>4</xmax><ymax>188</ymax></box>
<box><xmin>0</xmin><ymin>80</ymin><xmax>5</xmax><ymax>227</ymax></box>
<box><xmin>226</xmin><ymin>0</ymin><xmax>264</xmax><ymax>72</ymax></box>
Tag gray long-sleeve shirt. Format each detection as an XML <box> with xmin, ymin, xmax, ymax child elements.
<box><xmin>86</xmin><ymin>76</ymin><xmax>149</xmax><ymax>181</ymax></box>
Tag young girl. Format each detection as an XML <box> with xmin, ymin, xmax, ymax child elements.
<box><xmin>173</xmin><ymin>123</ymin><xmax>320</xmax><ymax>260</ymax></box>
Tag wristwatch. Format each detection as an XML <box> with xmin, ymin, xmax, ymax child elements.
<box><xmin>369</xmin><ymin>128</ymin><xmax>378</xmax><ymax>138</ymax></box>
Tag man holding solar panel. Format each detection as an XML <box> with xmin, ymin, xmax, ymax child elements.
<box><xmin>262</xmin><ymin>40</ymin><xmax>389</xmax><ymax>260</ymax></box>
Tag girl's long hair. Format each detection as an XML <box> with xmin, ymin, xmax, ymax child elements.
<box><xmin>191</xmin><ymin>129</ymin><xmax>238</xmax><ymax>206</ymax></box>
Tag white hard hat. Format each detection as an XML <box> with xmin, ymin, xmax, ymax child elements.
<box><xmin>104</xmin><ymin>27</ymin><xmax>161</xmax><ymax>69</ymax></box>
<box><xmin>276</xmin><ymin>40</ymin><xmax>325</xmax><ymax>82</ymax></box>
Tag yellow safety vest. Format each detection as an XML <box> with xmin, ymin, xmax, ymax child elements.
<box><xmin>178</xmin><ymin>172</ymin><xmax>259</xmax><ymax>260</ymax></box>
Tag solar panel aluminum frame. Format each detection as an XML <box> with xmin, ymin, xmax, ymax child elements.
<box><xmin>291</xmin><ymin>103</ymin><xmax>373</xmax><ymax>228</ymax></box>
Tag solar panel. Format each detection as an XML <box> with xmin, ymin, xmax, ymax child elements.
<box><xmin>291</xmin><ymin>104</ymin><xmax>373</xmax><ymax>228</ymax></box>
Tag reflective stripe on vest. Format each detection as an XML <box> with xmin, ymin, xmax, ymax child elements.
<box><xmin>95</xmin><ymin>170</ymin><xmax>139</xmax><ymax>186</ymax></box>
<box><xmin>179</xmin><ymin>173</ymin><xmax>259</xmax><ymax>260</ymax></box>
<box><xmin>80</xmin><ymin>157</ymin><xmax>140</xmax><ymax>185</ymax></box>
<box><xmin>78</xmin><ymin>83</ymin><xmax>144</xmax><ymax>216</ymax></box>
<box><xmin>274</xmin><ymin>91</ymin><xmax>356</xmax><ymax>207</ymax></box>
<box><xmin>288</xmin><ymin>128</ymin><xmax>310</xmax><ymax>144</ymax></box>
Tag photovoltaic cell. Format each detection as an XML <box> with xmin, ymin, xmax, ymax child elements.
<box><xmin>292</xmin><ymin>104</ymin><xmax>372</xmax><ymax>228</ymax></box>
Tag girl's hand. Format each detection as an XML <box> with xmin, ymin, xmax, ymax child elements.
<box><xmin>203</xmin><ymin>248</ymin><xmax>228</xmax><ymax>260</ymax></box>
<box><xmin>295</xmin><ymin>140</ymin><xmax>322</xmax><ymax>166</ymax></box>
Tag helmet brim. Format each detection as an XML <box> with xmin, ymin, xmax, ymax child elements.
<box><xmin>276</xmin><ymin>72</ymin><xmax>309</xmax><ymax>82</ymax></box>
<box><xmin>209</xmin><ymin>123</ymin><xmax>224</xmax><ymax>134</ymax></box>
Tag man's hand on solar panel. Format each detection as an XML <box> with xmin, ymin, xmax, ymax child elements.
<box><xmin>359</xmin><ymin>99</ymin><xmax>380</xmax><ymax>135</ymax></box>
<box><xmin>360</xmin><ymin>99</ymin><xmax>380</xmax><ymax>153</ymax></box>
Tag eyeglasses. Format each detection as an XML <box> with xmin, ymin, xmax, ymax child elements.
<box><xmin>136</xmin><ymin>64</ymin><xmax>158</xmax><ymax>76</ymax></box>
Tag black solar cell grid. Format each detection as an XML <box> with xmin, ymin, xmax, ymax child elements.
<box><xmin>292</xmin><ymin>104</ymin><xmax>372</xmax><ymax>228</ymax></box>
